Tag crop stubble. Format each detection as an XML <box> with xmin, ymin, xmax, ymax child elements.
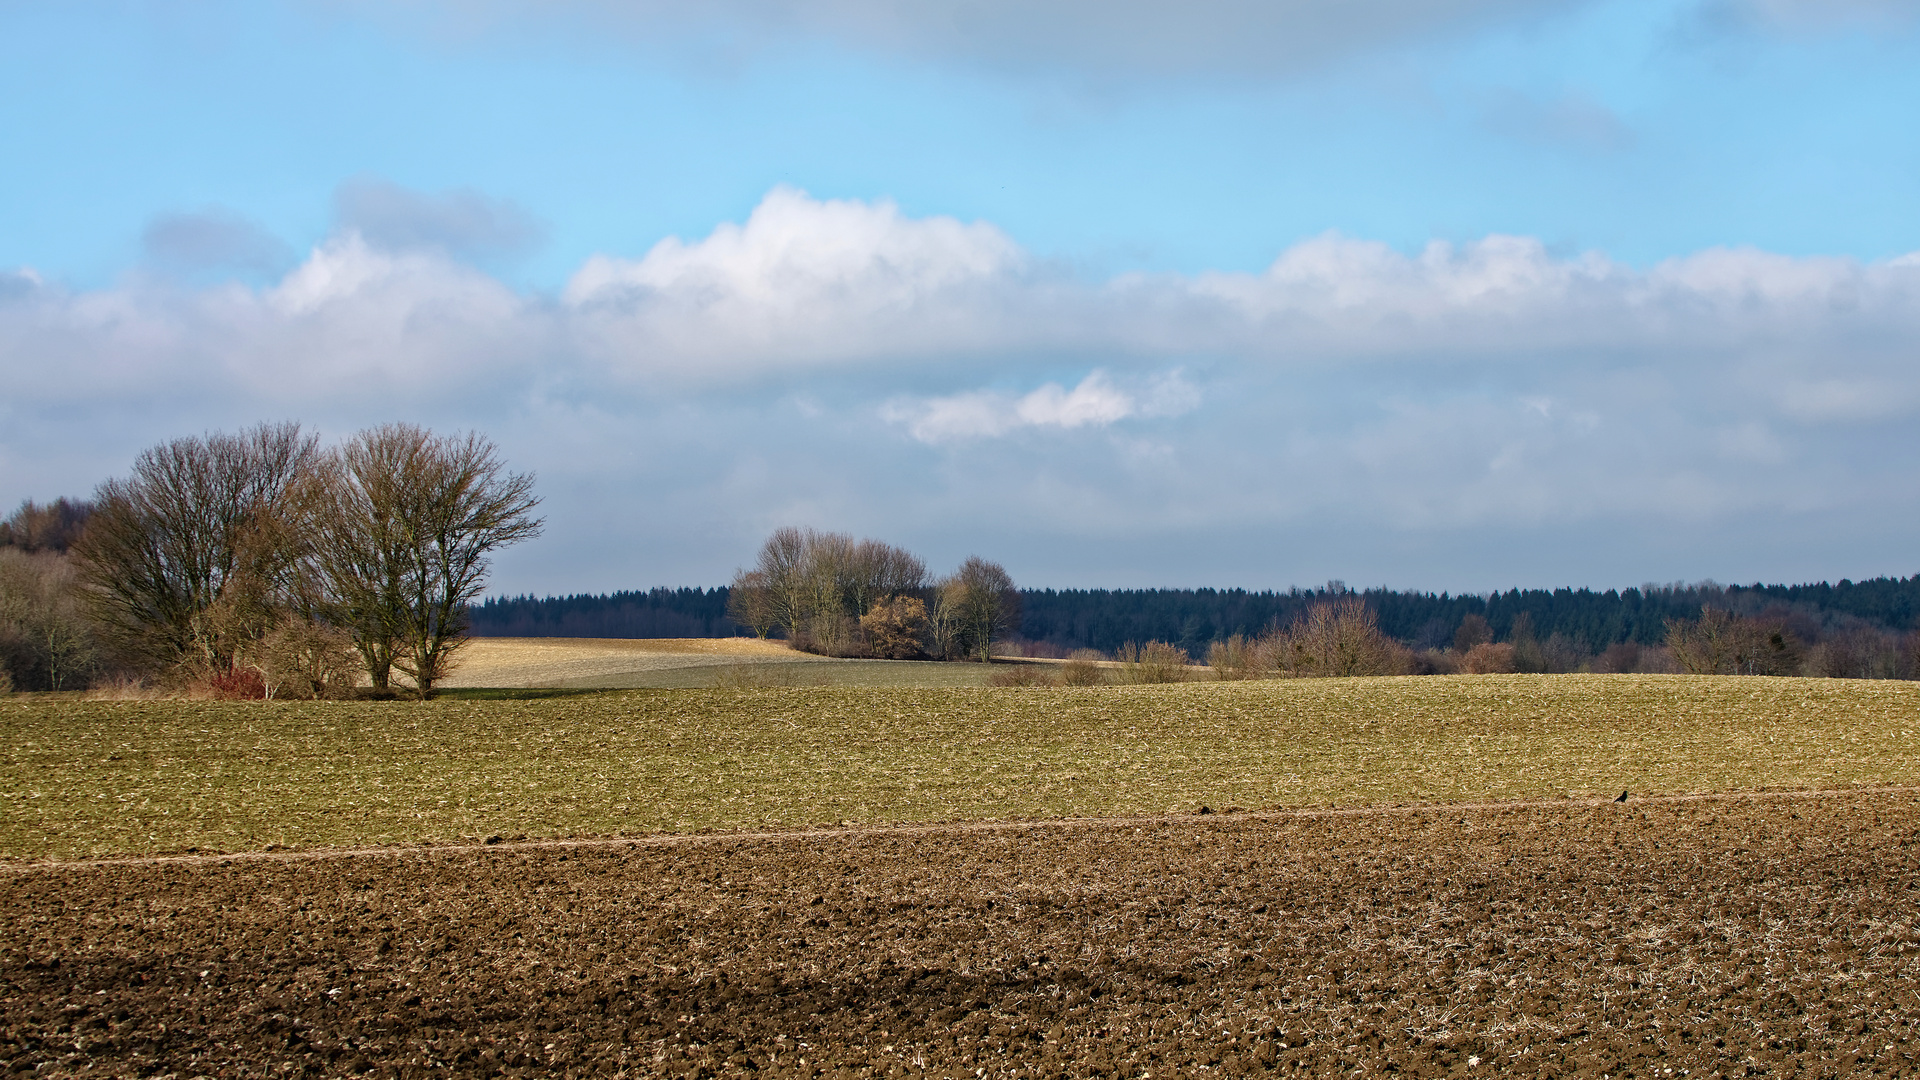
<box><xmin>4</xmin><ymin>791</ymin><xmax>1920</xmax><ymax>1077</ymax></box>
<box><xmin>5</xmin><ymin>675</ymin><xmax>1919</xmax><ymax>862</ymax></box>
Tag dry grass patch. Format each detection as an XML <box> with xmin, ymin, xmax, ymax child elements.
<box><xmin>4</xmin><ymin>674</ymin><xmax>1918</xmax><ymax>861</ymax></box>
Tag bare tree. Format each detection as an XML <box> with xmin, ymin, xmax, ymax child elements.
<box><xmin>1265</xmin><ymin>595</ymin><xmax>1409</xmax><ymax>677</ymax></box>
<box><xmin>303</xmin><ymin>425</ymin><xmax>541</xmax><ymax>696</ymax></box>
<box><xmin>0</xmin><ymin>550</ymin><xmax>99</xmax><ymax>691</ymax></box>
<box><xmin>740</xmin><ymin>528</ymin><xmax>929</xmax><ymax>655</ymax></box>
<box><xmin>751</xmin><ymin>527</ymin><xmax>814</xmax><ymax>641</ymax></box>
<box><xmin>726</xmin><ymin>568</ymin><xmax>777</xmax><ymax>638</ymax></box>
<box><xmin>0</xmin><ymin>498</ymin><xmax>94</xmax><ymax>554</ymax></box>
<box><xmin>1453</xmin><ymin>614</ymin><xmax>1492</xmax><ymax>653</ymax></box>
<box><xmin>937</xmin><ymin>556</ymin><xmax>1019</xmax><ymax>662</ymax></box>
<box><xmin>73</xmin><ymin>422</ymin><xmax>317</xmax><ymax>679</ymax></box>
<box><xmin>1667</xmin><ymin>607</ymin><xmax>1801</xmax><ymax>676</ymax></box>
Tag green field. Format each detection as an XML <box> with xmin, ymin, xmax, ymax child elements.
<box><xmin>4</xmin><ymin>674</ymin><xmax>1918</xmax><ymax>862</ymax></box>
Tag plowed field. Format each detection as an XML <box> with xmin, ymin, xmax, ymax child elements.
<box><xmin>7</xmin><ymin>790</ymin><xmax>1920</xmax><ymax>1078</ymax></box>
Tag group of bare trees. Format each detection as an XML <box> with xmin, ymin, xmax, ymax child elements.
<box><xmin>1665</xmin><ymin>607</ymin><xmax>1918</xmax><ymax>678</ymax></box>
<box><xmin>726</xmin><ymin>528</ymin><xmax>1018</xmax><ymax>661</ymax></box>
<box><xmin>0</xmin><ymin>499</ymin><xmax>101</xmax><ymax>692</ymax></box>
<box><xmin>1195</xmin><ymin>594</ymin><xmax>1413</xmax><ymax>680</ymax></box>
<box><xmin>0</xmin><ymin>422</ymin><xmax>540</xmax><ymax>698</ymax></box>
<box><xmin>1090</xmin><ymin>595</ymin><xmax>1414</xmax><ymax>684</ymax></box>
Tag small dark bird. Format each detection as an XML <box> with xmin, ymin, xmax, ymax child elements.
<box><xmin>1615</xmin><ymin>790</ymin><xmax>1629</xmax><ymax>803</ymax></box>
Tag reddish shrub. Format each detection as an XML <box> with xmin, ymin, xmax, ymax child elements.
<box><xmin>204</xmin><ymin>666</ymin><xmax>267</xmax><ymax>700</ymax></box>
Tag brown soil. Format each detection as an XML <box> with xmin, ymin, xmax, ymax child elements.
<box><xmin>5</xmin><ymin>791</ymin><xmax>1919</xmax><ymax>1078</ymax></box>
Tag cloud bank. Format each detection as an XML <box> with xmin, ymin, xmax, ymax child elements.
<box><xmin>6</xmin><ymin>184</ymin><xmax>1920</xmax><ymax>590</ymax></box>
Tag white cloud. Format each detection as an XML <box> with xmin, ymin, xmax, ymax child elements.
<box><xmin>882</xmin><ymin>370</ymin><xmax>1198</xmax><ymax>443</ymax></box>
<box><xmin>8</xmin><ymin>185</ymin><xmax>1920</xmax><ymax>589</ymax></box>
<box><xmin>564</xmin><ymin>185</ymin><xmax>1041</xmax><ymax>377</ymax></box>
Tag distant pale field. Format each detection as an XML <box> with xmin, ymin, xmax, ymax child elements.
<box><xmin>5</xmin><ymin>674</ymin><xmax>1918</xmax><ymax>861</ymax></box>
<box><xmin>442</xmin><ymin>636</ymin><xmax>1008</xmax><ymax>688</ymax></box>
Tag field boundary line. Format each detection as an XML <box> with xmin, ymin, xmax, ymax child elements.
<box><xmin>8</xmin><ymin>784</ymin><xmax>1918</xmax><ymax>874</ymax></box>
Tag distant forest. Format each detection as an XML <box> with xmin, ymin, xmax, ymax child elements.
<box><xmin>471</xmin><ymin>576</ymin><xmax>1920</xmax><ymax>655</ymax></box>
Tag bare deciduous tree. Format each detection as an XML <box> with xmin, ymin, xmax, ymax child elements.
<box><xmin>739</xmin><ymin>528</ymin><xmax>929</xmax><ymax>656</ymax></box>
<box><xmin>1453</xmin><ymin>614</ymin><xmax>1492</xmax><ymax>654</ymax></box>
<box><xmin>303</xmin><ymin>425</ymin><xmax>542</xmax><ymax>697</ymax></box>
<box><xmin>726</xmin><ymin>569</ymin><xmax>777</xmax><ymax>639</ymax></box>
<box><xmin>935</xmin><ymin>556</ymin><xmax>1019</xmax><ymax>662</ymax></box>
<box><xmin>73</xmin><ymin>422</ymin><xmax>317</xmax><ymax>679</ymax></box>
<box><xmin>1265</xmin><ymin>595</ymin><xmax>1410</xmax><ymax>677</ymax></box>
<box><xmin>0</xmin><ymin>550</ymin><xmax>100</xmax><ymax>691</ymax></box>
<box><xmin>1208</xmin><ymin>633</ymin><xmax>1265</xmax><ymax>680</ymax></box>
<box><xmin>0</xmin><ymin>498</ymin><xmax>94</xmax><ymax>554</ymax></box>
<box><xmin>1666</xmin><ymin>607</ymin><xmax>1800</xmax><ymax>676</ymax></box>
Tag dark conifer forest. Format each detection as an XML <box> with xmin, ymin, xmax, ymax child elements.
<box><xmin>471</xmin><ymin>576</ymin><xmax>1920</xmax><ymax>656</ymax></box>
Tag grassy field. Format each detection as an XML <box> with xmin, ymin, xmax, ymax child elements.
<box><xmin>5</xmin><ymin>674</ymin><xmax>1918</xmax><ymax>862</ymax></box>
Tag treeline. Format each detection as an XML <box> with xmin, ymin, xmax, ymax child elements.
<box><xmin>471</xmin><ymin>588</ymin><xmax>739</xmax><ymax>639</ymax></box>
<box><xmin>475</xmin><ymin>577</ymin><xmax>1920</xmax><ymax>656</ymax></box>
<box><xmin>0</xmin><ymin>422</ymin><xmax>539</xmax><ymax>696</ymax></box>
<box><xmin>1021</xmin><ymin>579</ymin><xmax>1920</xmax><ymax>656</ymax></box>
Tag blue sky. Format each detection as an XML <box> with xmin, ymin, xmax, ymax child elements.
<box><xmin>3</xmin><ymin>0</ymin><xmax>1919</xmax><ymax>594</ymax></box>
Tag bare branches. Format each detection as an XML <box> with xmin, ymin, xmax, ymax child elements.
<box><xmin>71</xmin><ymin>421</ymin><xmax>539</xmax><ymax>698</ymax></box>
<box><xmin>301</xmin><ymin>424</ymin><xmax>542</xmax><ymax>696</ymax></box>
<box><xmin>71</xmin><ymin>422</ymin><xmax>317</xmax><ymax>678</ymax></box>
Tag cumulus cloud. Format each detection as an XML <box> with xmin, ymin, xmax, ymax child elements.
<box><xmin>7</xmin><ymin>185</ymin><xmax>1920</xmax><ymax>589</ymax></box>
<box><xmin>333</xmin><ymin>176</ymin><xmax>547</xmax><ymax>261</ymax></box>
<box><xmin>881</xmin><ymin>370</ymin><xmax>1199</xmax><ymax>443</ymax></box>
<box><xmin>564</xmin><ymin>185</ymin><xmax>1048</xmax><ymax>377</ymax></box>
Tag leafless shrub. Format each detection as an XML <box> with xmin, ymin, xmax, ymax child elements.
<box><xmin>1116</xmin><ymin>641</ymin><xmax>1192</xmax><ymax>684</ymax></box>
<box><xmin>1208</xmin><ymin>634</ymin><xmax>1266</xmax><ymax>680</ymax></box>
<box><xmin>245</xmin><ymin>614</ymin><xmax>361</xmax><ymax>699</ymax></box>
<box><xmin>1805</xmin><ymin>625</ymin><xmax>1912</xmax><ymax>680</ymax></box>
<box><xmin>84</xmin><ymin>675</ymin><xmax>161</xmax><ymax>700</ymax></box>
<box><xmin>1594</xmin><ymin>641</ymin><xmax>1642</xmax><ymax>674</ymax></box>
<box><xmin>1059</xmin><ymin>649</ymin><xmax>1107</xmax><ymax>686</ymax></box>
<box><xmin>1462</xmin><ymin>642</ymin><xmax>1517</xmax><ymax>674</ymax></box>
<box><xmin>1636</xmin><ymin>645</ymin><xmax>1681</xmax><ymax>673</ymax></box>
<box><xmin>1265</xmin><ymin>596</ymin><xmax>1411</xmax><ymax>677</ymax></box>
<box><xmin>1407</xmin><ymin>648</ymin><xmax>1462</xmax><ymax>675</ymax></box>
<box><xmin>1667</xmin><ymin>607</ymin><xmax>1800</xmax><ymax>676</ymax></box>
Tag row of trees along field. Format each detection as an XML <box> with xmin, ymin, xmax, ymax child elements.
<box><xmin>0</xmin><ymin>422</ymin><xmax>540</xmax><ymax>697</ymax></box>
<box><xmin>469</xmin><ymin>577</ymin><xmax>1920</xmax><ymax>680</ymax></box>
<box><xmin>724</xmin><ymin>527</ymin><xmax>1019</xmax><ymax>661</ymax></box>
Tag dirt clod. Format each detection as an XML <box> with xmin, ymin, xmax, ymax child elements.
<box><xmin>4</xmin><ymin>791</ymin><xmax>1919</xmax><ymax>1077</ymax></box>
